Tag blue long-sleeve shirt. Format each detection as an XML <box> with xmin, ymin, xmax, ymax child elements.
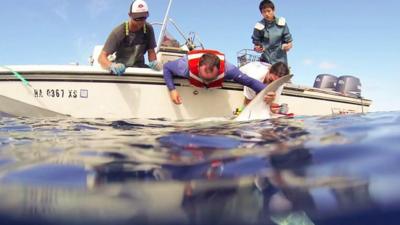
<box><xmin>163</xmin><ymin>56</ymin><xmax>266</xmax><ymax>93</ymax></box>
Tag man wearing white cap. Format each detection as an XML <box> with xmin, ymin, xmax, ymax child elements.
<box><xmin>98</xmin><ymin>0</ymin><xmax>161</xmax><ymax>75</ymax></box>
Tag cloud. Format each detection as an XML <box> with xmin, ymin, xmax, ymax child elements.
<box><xmin>302</xmin><ymin>58</ymin><xmax>314</xmax><ymax>66</ymax></box>
<box><xmin>319</xmin><ymin>61</ymin><xmax>338</xmax><ymax>70</ymax></box>
<box><xmin>302</xmin><ymin>58</ymin><xmax>339</xmax><ymax>70</ymax></box>
<box><xmin>87</xmin><ymin>0</ymin><xmax>110</xmax><ymax>18</ymax></box>
<box><xmin>53</xmin><ymin>0</ymin><xmax>69</xmax><ymax>22</ymax></box>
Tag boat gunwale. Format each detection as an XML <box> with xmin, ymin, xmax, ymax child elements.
<box><xmin>0</xmin><ymin>66</ymin><xmax>372</xmax><ymax>106</ymax></box>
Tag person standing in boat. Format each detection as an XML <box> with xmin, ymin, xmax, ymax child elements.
<box><xmin>98</xmin><ymin>0</ymin><xmax>161</xmax><ymax>76</ymax></box>
<box><xmin>252</xmin><ymin>0</ymin><xmax>293</xmax><ymax>65</ymax></box>
<box><xmin>163</xmin><ymin>49</ymin><xmax>275</xmax><ymax>105</ymax></box>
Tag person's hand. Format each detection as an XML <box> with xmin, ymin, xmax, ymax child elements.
<box><xmin>282</xmin><ymin>43</ymin><xmax>292</xmax><ymax>52</ymax></box>
<box><xmin>263</xmin><ymin>91</ymin><xmax>276</xmax><ymax>105</ymax></box>
<box><xmin>270</xmin><ymin>103</ymin><xmax>280</xmax><ymax>114</ymax></box>
<box><xmin>109</xmin><ymin>63</ymin><xmax>126</xmax><ymax>76</ymax></box>
<box><xmin>254</xmin><ymin>45</ymin><xmax>264</xmax><ymax>53</ymax></box>
<box><xmin>149</xmin><ymin>60</ymin><xmax>162</xmax><ymax>71</ymax></box>
<box><xmin>169</xmin><ymin>89</ymin><xmax>182</xmax><ymax>105</ymax></box>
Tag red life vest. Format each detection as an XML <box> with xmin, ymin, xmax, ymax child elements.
<box><xmin>187</xmin><ymin>50</ymin><xmax>225</xmax><ymax>89</ymax></box>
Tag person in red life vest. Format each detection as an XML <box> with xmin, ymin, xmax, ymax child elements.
<box><xmin>163</xmin><ymin>49</ymin><xmax>275</xmax><ymax>105</ymax></box>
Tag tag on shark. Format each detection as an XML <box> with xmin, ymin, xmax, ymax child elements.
<box><xmin>234</xmin><ymin>75</ymin><xmax>293</xmax><ymax>121</ymax></box>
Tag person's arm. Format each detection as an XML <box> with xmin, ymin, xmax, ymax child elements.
<box><xmin>145</xmin><ymin>24</ymin><xmax>162</xmax><ymax>70</ymax></box>
<box><xmin>99</xmin><ymin>32</ymin><xmax>118</xmax><ymax>70</ymax></box>
<box><xmin>225</xmin><ymin>62</ymin><xmax>266</xmax><ymax>93</ymax></box>
<box><xmin>282</xmin><ymin>42</ymin><xmax>293</xmax><ymax>52</ymax></box>
<box><xmin>252</xmin><ymin>21</ymin><xmax>265</xmax><ymax>52</ymax></box>
<box><xmin>98</xmin><ymin>50</ymin><xmax>125</xmax><ymax>76</ymax></box>
<box><xmin>282</xmin><ymin>23</ymin><xmax>293</xmax><ymax>52</ymax></box>
<box><xmin>243</xmin><ymin>97</ymin><xmax>252</xmax><ymax>106</ymax></box>
<box><xmin>98</xmin><ymin>48</ymin><xmax>125</xmax><ymax>76</ymax></box>
<box><xmin>98</xmin><ymin>26</ymin><xmax>126</xmax><ymax>75</ymax></box>
<box><xmin>163</xmin><ymin>57</ymin><xmax>189</xmax><ymax>90</ymax></box>
<box><xmin>98</xmin><ymin>51</ymin><xmax>112</xmax><ymax>70</ymax></box>
<box><xmin>243</xmin><ymin>85</ymin><xmax>256</xmax><ymax>105</ymax></box>
<box><xmin>226</xmin><ymin>62</ymin><xmax>281</xmax><ymax>108</ymax></box>
<box><xmin>148</xmin><ymin>48</ymin><xmax>157</xmax><ymax>62</ymax></box>
<box><xmin>163</xmin><ymin>57</ymin><xmax>189</xmax><ymax>104</ymax></box>
<box><xmin>147</xmin><ymin>48</ymin><xmax>162</xmax><ymax>70</ymax></box>
<box><xmin>146</xmin><ymin>24</ymin><xmax>158</xmax><ymax>63</ymax></box>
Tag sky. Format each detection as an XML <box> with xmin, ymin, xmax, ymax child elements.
<box><xmin>1</xmin><ymin>0</ymin><xmax>399</xmax><ymax>112</ymax></box>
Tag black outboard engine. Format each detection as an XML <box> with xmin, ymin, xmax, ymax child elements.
<box><xmin>335</xmin><ymin>75</ymin><xmax>362</xmax><ymax>97</ymax></box>
<box><xmin>313</xmin><ymin>74</ymin><xmax>337</xmax><ymax>90</ymax></box>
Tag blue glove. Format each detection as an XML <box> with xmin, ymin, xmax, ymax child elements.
<box><xmin>109</xmin><ymin>63</ymin><xmax>126</xmax><ymax>76</ymax></box>
<box><xmin>148</xmin><ymin>60</ymin><xmax>162</xmax><ymax>71</ymax></box>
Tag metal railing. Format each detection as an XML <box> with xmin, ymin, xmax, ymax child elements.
<box><xmin>236</xmin><ymin>49</ymin><xmax>261</xmax><ymax>67</ymax></box>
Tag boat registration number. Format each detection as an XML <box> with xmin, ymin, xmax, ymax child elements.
<box><xmin>33</xmin><ymin>89</ymin><xmax>88</xmax><ymax>99</ymax></box>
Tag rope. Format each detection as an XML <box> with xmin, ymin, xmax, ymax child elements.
<box><xmin>0</xmin><ymin>66</ymin><xmax>31</xmax><ymax>87</ymax></box>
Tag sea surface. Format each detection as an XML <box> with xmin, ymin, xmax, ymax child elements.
<box><xmin>0</xmin><ymin>112</ymin><xmax>399</xmax><ymax>225</ymax></box>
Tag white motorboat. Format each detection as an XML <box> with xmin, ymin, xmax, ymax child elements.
<box><xmin>0</xmin><ymin>60</ymin><xmax>372</xmax><ymax>120</ymax></box>
<box><xmin>0</xmin><ymin>1</ymin><xmax>371</xmax><ymax>120</ymax></box>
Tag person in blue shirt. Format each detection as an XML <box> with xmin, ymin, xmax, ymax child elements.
<box><xmin>252</xmin><ymin>0</ymin><xmax>293</xmax><ymax>65</ymax></box>
<box><xmin>163</xmin><ymin>49</ymin><xmax>277</xmax><ymax>105</ymax></box>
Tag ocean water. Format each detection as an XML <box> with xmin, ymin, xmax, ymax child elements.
<box><xmin>0</xmin><ymin>112</ymin><xmax>399</xmax><ymax>225</ymax></box>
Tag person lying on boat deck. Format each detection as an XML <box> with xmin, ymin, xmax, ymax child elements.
<box><xmin>98</xmin><ymin>0</ymin><xmax>162</xmax><ymax>76</ymax></box>
<box><xmin>242</xmin><ymin>61</ymin><xmax>290</xmax><ymax>113</ymax></box>
<box><xmin>163</xmin><ymin>49</ymin><xmax>271</xmax><ymax>105</ymax></box>
<box><xmin>252</xmin><ymin>0</ymin><xmax>293</xmax><ymax>65</ymax></box>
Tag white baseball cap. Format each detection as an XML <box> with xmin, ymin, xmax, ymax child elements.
<box><xmin>130</xmin><ymin>0</ymin><xmax>149</xmax><ymax>19</ymax></box>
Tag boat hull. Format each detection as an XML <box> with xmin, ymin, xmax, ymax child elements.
<box><xmin>279</xmin><ymin>84</ymin><xmax>371</xmax><ymax>115</ymax></box>
<box><xmin>0</xmin><ymin>65</ymin><xmax>371</xmax><ymax>119</ymax></box>
<box><xmin>0</xmin><ymin>66</ymin><xmax>243</xmax><ymax>119</ymax></box>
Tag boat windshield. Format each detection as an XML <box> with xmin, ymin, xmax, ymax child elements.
<box><xmin>153</xmin><ymin>18</ymin><xmax>204</xmax><ymax>54</ymax></box>
<box><xmin>160</xmin><ymin>30</ymin><xmax>181</xmax><ymax>49</ymax></box>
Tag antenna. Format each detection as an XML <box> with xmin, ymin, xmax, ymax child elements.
<box><xmin>156</xmin><ymin>0</ymin><xmax>173</xmax><ymax>53</ymax></box>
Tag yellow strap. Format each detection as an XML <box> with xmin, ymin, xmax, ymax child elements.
<box><xmin>125</xmin><ymin>21</ymin><xmax>146</xmax><ymax>35</ymax></box>
<box><xmin>125</xmin><ymin>21</ymin><xmax>129</xmax><ymax>36</ymax></box>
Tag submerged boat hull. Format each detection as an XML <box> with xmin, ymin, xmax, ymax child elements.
<box><xmin>0</xmin><ymin>65</ymin><xmax>371</xmax><ymax>120</ymax></box>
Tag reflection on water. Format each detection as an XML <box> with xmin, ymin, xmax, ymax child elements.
<box><xmin>0</xmin><ymin>112</ymin><xmax>400</xmax><ymax>225</ymax></box>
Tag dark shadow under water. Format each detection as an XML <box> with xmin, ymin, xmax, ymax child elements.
<box><xmin>0</xmin><ymin>112</ymin><xmax>400</xmax><ymax>225</ymax></box>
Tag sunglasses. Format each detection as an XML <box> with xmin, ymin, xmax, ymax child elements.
<box><xmin>133</xmin><ymin>17</ymin><xmax>147</xmax><ymax>21</ymax></box>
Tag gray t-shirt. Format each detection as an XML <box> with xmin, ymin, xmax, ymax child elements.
<box><xmin>103</xmin><ymin>22</ymin><xmax>157</xmax><ymax>67</ymax></box>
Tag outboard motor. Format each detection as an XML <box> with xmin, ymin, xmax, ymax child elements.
<box><xmin>335</xmin><ymin>75</ymin><xmax>362</xmax><ymax>97</ymax></box>
<box><xmin>313</xmin><ymin>74</ymin><xmax>337</xmax><ymax>90</ymax></box>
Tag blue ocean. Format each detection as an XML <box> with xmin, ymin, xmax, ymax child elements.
<box><xmin>0</xmin><ymin>112</ymin><xmax>399</xmax><ymax>225</ymax></box>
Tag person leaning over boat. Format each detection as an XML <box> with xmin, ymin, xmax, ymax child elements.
<box><xmin>98</xmin><ymin>0</ymin><xmax>162</xmax><ymax>76</ymax></box>
<box><xmin>240</xmin><ymin>61</ymin><xmax>289</xmax><ymax>114</ymax></box>
<box><xmin>163</xmin><ymin>49</ymin><xmax>275</xmax><ymax>105</ymax></box>
<box><xmin>252</xmin><ymin>0</ymin><xmax>293</xmax><ymax>65</ymax></box>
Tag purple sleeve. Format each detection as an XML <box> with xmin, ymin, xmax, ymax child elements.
<box><xmin>163</xmin><ymin>57</ymin><xmax>189</xmax><ymax>90</ymax></box>
<box><xmin>224</xmin><ymin>62</ymin><xmax>266</xmax><ymax>93</ymax></box>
